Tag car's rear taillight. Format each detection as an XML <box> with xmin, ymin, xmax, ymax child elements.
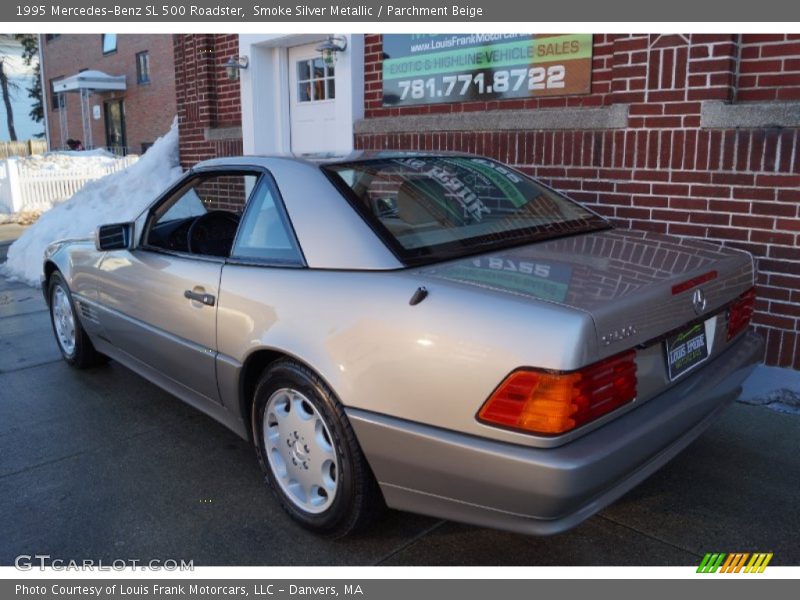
<box><xmin>727</xmin><ymin>287</ymin><xmax>756</xmax><ymax>341</ymax></box>
<box><xmin>477</xmin><ymin>350</ymin><xmax>637</xmax><ymax>436</ymax></box>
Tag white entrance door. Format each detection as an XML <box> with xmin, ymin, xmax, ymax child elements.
<box><xmin>288</xmin><ymin>44</ymin><xmax>338</xmax><ymax>154</ymax></box>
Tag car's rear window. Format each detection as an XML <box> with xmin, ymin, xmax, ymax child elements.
<box><xmin>323</xmin><ymin>156</ymin><xmax>609</xmax><ymax>265</ymax></box>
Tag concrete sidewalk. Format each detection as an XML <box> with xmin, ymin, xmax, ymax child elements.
<box><xmin>0</xmin><ymin>264</ymin><xmax>798</xmax><ymax>565</ymax></box>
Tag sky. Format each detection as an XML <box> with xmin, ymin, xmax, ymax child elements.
<box><xmin>0</xmin><ymin>37</ymin><xmax>45</xmax><ymax>141</ymax></box>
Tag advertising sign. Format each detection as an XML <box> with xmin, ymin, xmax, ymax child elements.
<box><xmin>382</xmin><ymin>34</ymin><xmax>593</xmax><ymax>107</ymax></box>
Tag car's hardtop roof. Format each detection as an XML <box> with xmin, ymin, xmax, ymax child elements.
<box><xmin>192</xmin><ymin>150</ymin><xmax>476</xmax><ymax>171</ymax></box>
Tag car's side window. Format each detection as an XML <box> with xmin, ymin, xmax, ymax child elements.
<box><xmin>231</xmin><ymin>177</ymin><xmax>303</xmax><ymax>265</ymax></box>
<box><xmin>146</xmin><ymin>172</ymin><xmax>258</xmax><ymax>258</ymax></box>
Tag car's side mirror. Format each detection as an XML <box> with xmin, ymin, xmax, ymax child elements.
<box><xmin>96</xmin><ymin>222</ymin><xmax>135</xmax><ymax>251</ymax></box>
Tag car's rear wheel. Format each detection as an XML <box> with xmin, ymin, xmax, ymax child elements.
<box><xmin>48</xmin><ymin>272</ymin><xmax>106</xmax><ymax>368</ymax></box>
<box><xmin>252</xmin><ymin>359</ymin><xmax>384</xmax><ymax>537</ymax></box>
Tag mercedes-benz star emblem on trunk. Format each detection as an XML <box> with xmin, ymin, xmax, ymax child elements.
<box><xmin>692</xmin><ymin>288</ymin><xmax>707</xmax><ymax>315</ymax></box>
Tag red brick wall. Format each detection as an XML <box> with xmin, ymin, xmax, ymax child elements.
<box><xmin>42</xmin><ymin>34</ymin><xmax>177</xmax><ymax>153</ymax></box>
<box><xmin>738</xmin><ymin>34</ymin><xmax>800</xmax><ymax>101</ymax></box>
<box><xmin>173</xmin><ymin>34</ymin><xmax>242</xmax><ymax>168</ymax></box>
<box><xmin>357</xmin><ymin>34</ymin><xmax>800</xmax><ymax>369</ymax></box>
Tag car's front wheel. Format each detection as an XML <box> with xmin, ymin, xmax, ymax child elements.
<box><xmin>48</xmin><ymin>271</ymin><xmax>106</xmax><ymax>368</ymax></box>
<box><xmin>252</xmin><ymin>359</ymin><xmax>384</xmax><ymax>537</ymax></box>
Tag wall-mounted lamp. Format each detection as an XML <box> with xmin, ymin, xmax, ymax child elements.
<box><xmin>316</xmin><ymin>36</ymin><xmax>347</xmax><ymax>66</ymax></box>
<box><xmin>223</xmin><ymin>55</ymin><xmax>249</xmax><ymax>81</ymax></box>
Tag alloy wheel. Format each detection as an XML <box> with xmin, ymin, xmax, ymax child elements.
<box><xmin>263</xmin><ymin>387</ymin><xmax>340</xmax><ymax>514</ymax></box>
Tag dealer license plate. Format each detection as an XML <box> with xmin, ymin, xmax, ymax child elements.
<box><xmin>665</xmin><ymin>322</ymin><xmax>709</xmax><ymax>381</ymax></box>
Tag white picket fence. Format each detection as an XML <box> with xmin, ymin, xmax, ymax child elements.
<box><xmin>0</xmin><ymin>155</ymin><xmax>138</xmax><ymax>214</ymax></box>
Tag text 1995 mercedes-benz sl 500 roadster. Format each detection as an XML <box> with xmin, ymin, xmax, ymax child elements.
<box><xmin>43</xmin><ymin>153</ymin><xmax>763</xmax><ymax>536</ymax></box>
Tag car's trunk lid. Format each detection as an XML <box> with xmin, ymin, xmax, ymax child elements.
<box><xmin>414</xmin><ymin>228</ymin><xmax>754</xmax><ymax>395</ymax></box>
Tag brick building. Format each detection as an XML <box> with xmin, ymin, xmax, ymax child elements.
<box><xmin>173</xmin><ymin>34</ymin><xmax>800</xmax><ymax>369</ymax></box>
<box><xmin>41</xmin><ymin>34</ymin><xmax>177</xmax><ymax>154</ymax></box>
<box><xmin>173</xmin><ymin>34</ymin><xmax>243</xmax><ymax>167</ymax></box>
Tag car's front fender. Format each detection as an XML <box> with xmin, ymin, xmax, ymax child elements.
<box><xmin>41</xmin><ymin>239</ymin><xmax>102</xmax><ymax>304</ymax></box>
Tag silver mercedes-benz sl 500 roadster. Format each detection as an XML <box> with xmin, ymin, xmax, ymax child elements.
<box><xmin>42</xmin><ymin>153</ymin><xmax>762</xmax><ymax>536</ymax></box>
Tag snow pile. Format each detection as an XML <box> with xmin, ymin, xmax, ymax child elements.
<box><xmin>16</xmin><ymin>148</ymin><xmax>123</xmax><ymax>172</ymax></box>
<box><xmin>739</xmin><ymin>389</ymin><xmax>800</xmax><ymax>415</ymax></box>
<box><xmin>1</xmin><ymin>119</ymin><xmax>183</xmax><ymax>286</ymax></box>
<box><xmin>739</xmin><ymin>364</ymin><xmax>800</xmax><ymax>416</ymax></box>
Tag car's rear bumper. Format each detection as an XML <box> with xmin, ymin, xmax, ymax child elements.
<box><xmin>347</xmin><ymin>330</ymin><xmax>764</xmax><ymax>535</ymax></box>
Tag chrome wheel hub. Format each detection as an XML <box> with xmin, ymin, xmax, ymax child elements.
<box><xmin>263</xmin><ymin>388</ymin><xmax>339</xmax><ymax>514</ymax></box>
<box><xmin>52</xmin><ymin>285</ymin><xmax>76</xmax><ymax>355</ymax></box>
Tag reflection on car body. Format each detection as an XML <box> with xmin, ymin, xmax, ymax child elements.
<box><xmin>42</xmin><ymin>152</ymin><xmax>763</xmax><ymax>536</ymax></box>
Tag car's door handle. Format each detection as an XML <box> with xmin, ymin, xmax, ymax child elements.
<box><xmin>184</xmin><ymin>289</ymin><xmax>216</xmax><ymax>306</ymax></box>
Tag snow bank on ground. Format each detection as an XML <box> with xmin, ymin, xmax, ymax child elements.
<box><xmin>1</xmin><ymin>119</ymin><xmax>182</xmax><ymax>286</ymax></box>
<box><xmin>739</xmin><ymin>364</ymin><xmax>800</xmax><ymax>416</ymax></box>
<box><xmin>740</xmin><ymin>388</ymin><xmax>800</xmax><ymax>415</ymax></box>
<box><xmin>16</xmin><ymin>148</ymin><xmax>123</xmax><ymax>171</ymax></box>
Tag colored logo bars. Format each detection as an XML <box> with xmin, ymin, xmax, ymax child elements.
<box><xmin>697</xmin><ymin>552</ymin><xmax>773</xmax><ymax>573</ymax></box>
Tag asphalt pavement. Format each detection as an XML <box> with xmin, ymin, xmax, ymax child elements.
<box><xmin>0</xmin><ymin>227</ymin><xmax>798</xmax><ymax>566</ymax></box>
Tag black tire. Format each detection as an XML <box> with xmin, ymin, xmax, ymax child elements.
<box><xmin>48</xmin><ymin>271</ymin><xmax>107</xmax><ymax>369</ymax></box>
<box><xmin>252</xmin><ymin>359</ymin><xmax>384</xmax><ymax>537</ymax></box>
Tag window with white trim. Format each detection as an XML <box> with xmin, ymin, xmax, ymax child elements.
<box><xmin>296</xmin><ymin>58</ymin><xmax>335</xmax><ymax>103</ymax></box>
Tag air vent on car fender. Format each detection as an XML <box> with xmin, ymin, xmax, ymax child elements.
<box><xmin>75</xmin><ymin>299</ymin><xmax>99</xmax><ymax>323</ymax></box>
